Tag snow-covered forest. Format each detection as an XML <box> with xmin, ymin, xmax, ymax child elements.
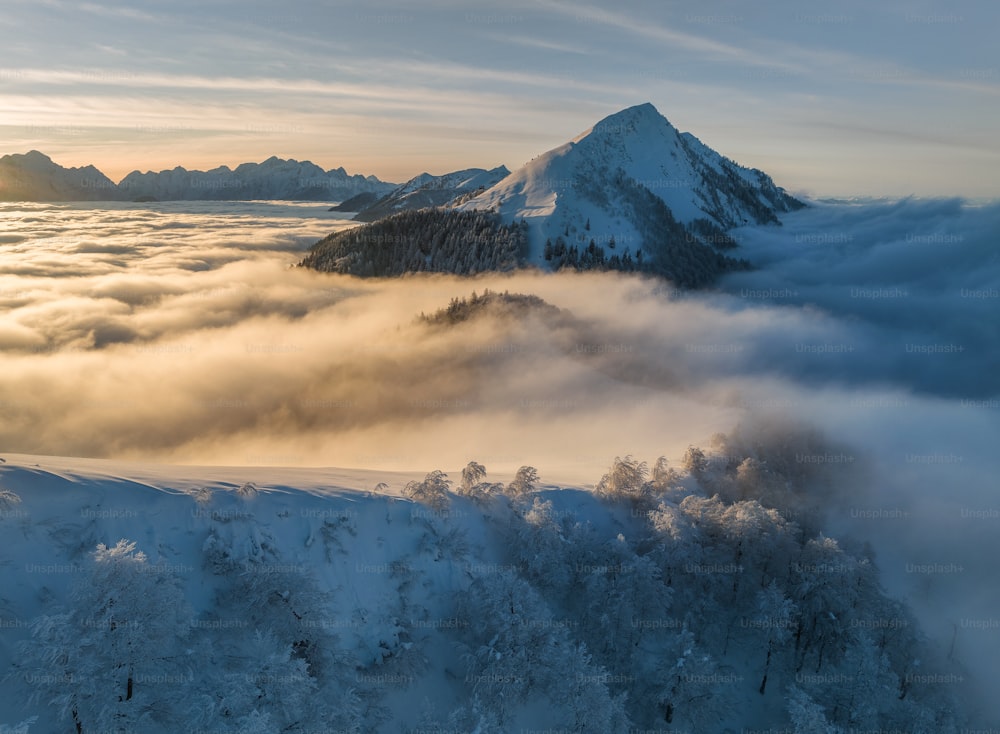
<box><xmin>0</xmin><ymin>425</ymin><xmax>968</xmax><ymax>732</ymax></box>
<box><xmin>299</xmin><ymin>209</ymin><xmax>528</xmax><ymax>277</ymax></box>
<box><xmin>301</xmin><ymin>201</ymin><xmax>750</xmax><ymax>287</ymax></box>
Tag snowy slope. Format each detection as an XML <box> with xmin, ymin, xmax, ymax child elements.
<box><xmin>458</xmin><ymin>103</ymin><xmax>802</xmax><ymax>264</ymax></box>
<box><xmin>119</xmin><ymin>156</ymin><xmax>395</xmax><ymax>202</ymax></box>
<box><xmin>0</xmin><ymin>454</ymin><xmax>617</xmax><ymax>733</ymax></box>
<box><xmin>0</xmin><ymin>151</ymin><xmax>120</xmax><ymax>202</ymax></box>
<box><xmin>352</xmin><ymin>165</ymin><xmax>510</xmax><ymax>221</ymax></box>
<box><xmin>0</xmin><ymin>451</ymin><xmax>977</xmax><ymax>733</ymax></box>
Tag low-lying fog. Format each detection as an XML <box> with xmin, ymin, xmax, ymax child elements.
<box><xmin>1</xmin><ymin>197</ymin><xmax>998</xmax><ymax>719</ymax></box>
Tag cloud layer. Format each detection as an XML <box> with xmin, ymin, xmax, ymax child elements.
<box><xmin>1</xmin><ymin>198</ymin><xmax>998</xmax><ymax>719</ymax></box>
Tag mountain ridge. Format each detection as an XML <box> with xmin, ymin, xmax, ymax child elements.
<box><xmin>118</xmin><ymin>156</ymin><xmax>394</xmax><ymax>201</ymax></box>
<box><xmin>0</xmin><ymin>151</ymin><xmax>395</xmax><ymax>202</ymax></box>
<box><xmin>351</xmin><ymin>165</ymin><xmax>511</xmax><ymax>222</ymax></box>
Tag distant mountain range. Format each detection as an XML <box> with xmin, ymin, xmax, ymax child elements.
<box><xmin>302</xmin><ymin>103</ymin><xmax>804</xmax><ymax>286</ymax></box>
<box><xmin>0</xmin><ymin>151</ymin><xmax>394</xmax><ymax>202</ymax></box>
<box><xmin>119</xmin><ymin>157</ymin><xmax>393</xmax><ymax>202</ymax></box>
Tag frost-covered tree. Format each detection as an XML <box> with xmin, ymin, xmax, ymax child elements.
<box><xmin>214</xmin><ymin>630</ymin><xmax>316</xmax><ymax>732</ymax></box>
<box><xmin>648</xmin><ymin>500</ymin><xmax>705</xmax><ymax>593</ymax></box>
<box><xmin>753</xmin><ymin>581</ymin><xmax>797</xmax><ymax>694</ymax></box>
<box><xmin>595</xmin><ymin>455</ymin><xmax>650</xmax><ymax>504</ymax></box>
<box><xmin>649</xmin><ymin>456</ymin><xmax>682</xmax><ymax>494</ymax></box>
<box><xmin>824</xmin><ymin>633</ymin><xmax>898</xmax><ymax>731</ymax></box>
<box><xmin>231</xmin><ymin>709</ymin><xmax>278</xmax><ymax>734</ymax></box>
<box><xmin>459</xmin><ymin>461</ymin><xmax>487</xmax><ymax>493</ymax></box>
<box><xmin>656</xmin><ymin>627</ymin><xmax>734</xmax><ymax>730</ymax></box>
<box><xmin>0</xmin><ymin>718</ymin><xmax>36</xmax><ymax>734</ymax></box>
<box><xmin>682</xmin><ymin>445</ymin><xmax>709</xmax><ymax>480</ymax></box>
<box><xmin>576</xmin><ymin>535</ymin><xmax>669</xmax><ymax>663</ymax></box>
<box><xmin>508</xmin><ymin>497</ymin><xmax>574</xmax><ymax>592</ymax></box>
<box><xmin>718</xmin><ymin>500</ymin><xmax>791</xmax><ymax>601</ymax></box>
<box><xmin>442</xmin><ymin>695</ymin><xmax>504</xmax><ymax>734</ymax></box>
<box><xmin>190</xmin><ymin>486</ymin><xmax>214</xmax><ymax>505</ymax></box>
<box><xmin>506</xmin><ymin>465</ymin><xmax>539</xmax><ymax>497</ymax></box>
<box><xmin>404</xmin><ymin>470</ymin><xmax>452</xmax><ymax>510</ymax></box>
<box><xmin>0</xmin><ymin>488</ymin><xmax>22</xmax><ymax>509</ymax></box>
<box><xmin>199</xmin><ymin>523</ymin><xmax>362</xmax><ymax>731</ymax></box>
<box><xmin>459</xmin><ymin>571</ymin><xmax>559</xmax><ymax>722</ymax></box>
<box><xmin>458</xmin><ymin>570</ymin><xmax>626</xmax><ymax>729</ymax></box>
<box><xmin>791</xmin><ymin>536</ymin><xmax>861</xmax><ymax>672</ymax></box>
<box><xmin>554</xmin><ymin>642</ymin><xmax>630</xmax><ymax>733</ymax></box>
<box><xmin>236</xmin><ymin>481</ymin><xmax>259</xmax><ymax>498</ymax></box>
<box><xmin>454</xmin><ymin>461</ymin><xmax>502</xmax><ymax>505</ymax></box>
<box><xmin>21</xmin><ymin>539</ymin><xmax>193</xmax><ymax>733</ymax></box>
<box><xmin>786</xmin><ymin>686</ymin><xmax>841</xmax><ymax>734</ymax></box>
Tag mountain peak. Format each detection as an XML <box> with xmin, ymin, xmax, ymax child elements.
<box><xmin>458</xmin><ymin>104</ymin><xmax>804</xmax><ymax>278</ymax></box>
<box><xmin>0</xmin><ymin>150</ymin><xmax>118</xmax><ymax>201</ymax></box>
<box><xmin>573</xmin><ymin>103</ymin><xmax>675</xmax><ymax>145</ymax></box>
<box><xmin>612</xmin><ymin>101</ymin><xmax>661</xmax><ymax>119</ymax></box>
<box><xmin>4</xmin><ymin>150</ymin><xmax>58</xmax><ymax>170</ymax></box>
<box><xmin>23</xmin><ymin>150</ymin><xmax>54</xmax><ymax>162</ymax></box>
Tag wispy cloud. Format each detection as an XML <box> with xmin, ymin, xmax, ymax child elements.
<box><xmin>537</xmin><ymin>0</ymin><xmax>804</xmax><ymax>72</ymax></box>
<box><xmin>4</xmin><ymin>0</ymin><xmax>162</xmax><ymax>22</ymax></box>
<box><xmin>481</xmin><ymin>32</ymin><xmax>592</xmax><ymax>55</ymax></box>
<box><xmin>0</xmin><ymin>63</ymin><xmax>628</xmax><ymax>106</ymax></box>
<box><xmin>93</xmin><ymin>43</ymin><xmax>127</xmax><ymax>56</ymax></box>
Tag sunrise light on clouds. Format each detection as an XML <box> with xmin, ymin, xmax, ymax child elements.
<box><xmin>1</xmin><ymin>3</ymin><xmax>998</xmax><ymax>731</ymax></box>
<box><xmin>1</xmin><ymin>0</ymin><xmax>997</xmax><ymax>195</ymax></box>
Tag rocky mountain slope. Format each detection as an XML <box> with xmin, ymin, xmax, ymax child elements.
<box><xmin>0</xmin><ymin>151</ymin><xmax>119</xmax><ymax>201</ymax></box>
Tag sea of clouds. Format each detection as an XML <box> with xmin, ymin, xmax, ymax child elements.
<box><xmin>1</xmin><ymin>197</ymin><xmax>998</xmax><ymax>721</ymax></box>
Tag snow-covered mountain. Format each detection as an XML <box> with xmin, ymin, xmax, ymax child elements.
<box><xmin>457</xmin><ymin>102</ymin><xmax>803</xmax><ymax>265</ymax></box>
<box><xmin>305</xmin><ymin>104</ymin><xmax>803</xmax><ymax>285</ymax></box>
<box><xmin>352</xmin><ymin>165</ymin><xmax>510</xmax><ymax>221</ymax></box>
<box><xmin>0</xmin><ymin>151</ymin><xmax>120</xmax><ymax>202</ymax></box>
<box><xmin>119</xmin><ymin>156</ymin><xmax>394</xmax><ymax>202</ymax></box>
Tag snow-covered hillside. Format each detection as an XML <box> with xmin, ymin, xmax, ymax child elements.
<box><xmin>119</xmin><ymin>157</ymin><xmax>394</xmax><ymax>202</ymax></box>
<box><xmin>458</xmin><ymin>103</ymin><xmax>803</xmax><ymax>265</ymax></box>
<box><xmin>0</xmin><ymin>447</ymin><xmax>973</xmax><ymax>733</ymax></box>
<box><xmin>0</xmin><ymin>151</ymin><xmax>120</xmax><ymax>202</ymax></box>
<box><xmin>352</xmin><ymin>166</ymin><xmax>510</xmax><ymax>222</ymax></box>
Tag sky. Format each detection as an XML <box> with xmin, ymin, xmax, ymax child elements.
<box><xmin>0</xmin><ymin>0</ymin><xmax>998</xmax><ymax>197</ymax></box>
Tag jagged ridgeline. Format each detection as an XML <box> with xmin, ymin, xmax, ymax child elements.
<box><xmin>300</xmin><ymin>209</ymin><xmax>528</xmax><ymax>277</ymax></box>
